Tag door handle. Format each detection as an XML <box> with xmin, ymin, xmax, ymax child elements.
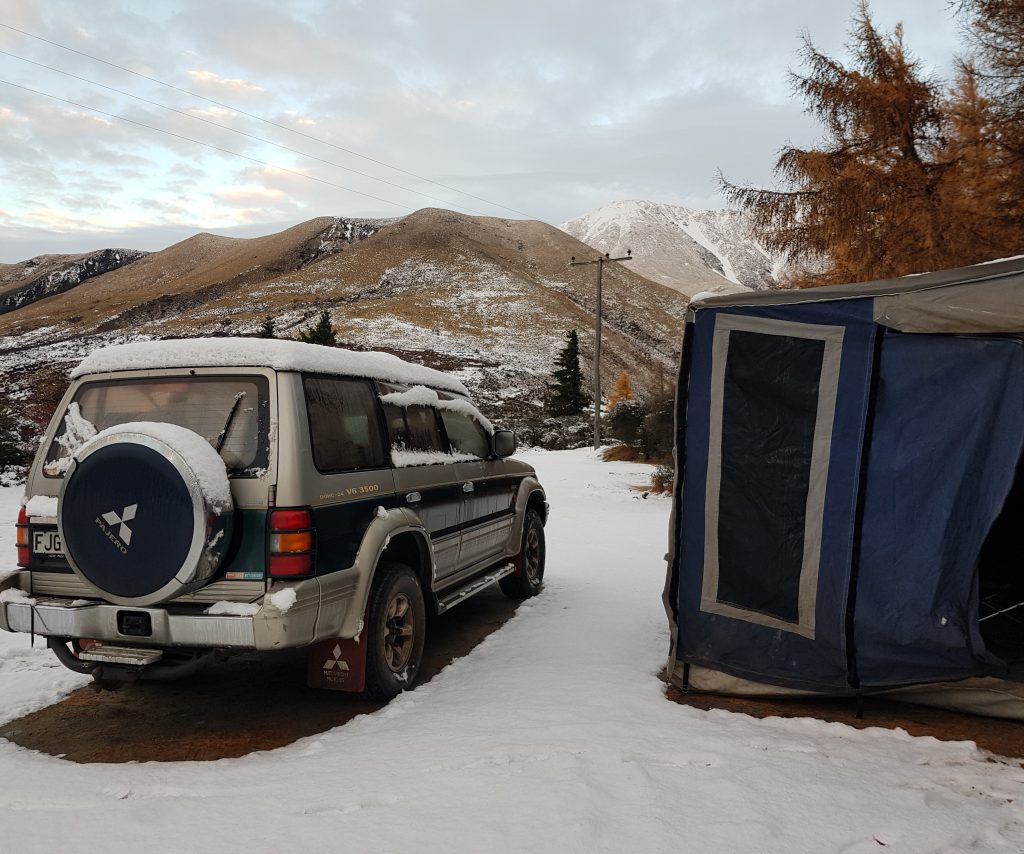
<box><xmin>406</xmin><ymin>492</ymin><xmax>422</xmax><ymax>504</ymax></box>
<box><xmin>462</xmin><ymin>482</ymin><xmax>475</xmax><ymax>493</ymax></box>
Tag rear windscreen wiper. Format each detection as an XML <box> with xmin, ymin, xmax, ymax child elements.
<box><xmin>214</xmin><ymin>391</ymin><xmax>246</xmax><ymax>452</ymax></box>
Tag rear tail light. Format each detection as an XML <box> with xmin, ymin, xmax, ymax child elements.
<box><xmin>16</xmin><ymin>506</ymin><xmax>29</xmax><ymax>567</ymax></box>
<box><xmin>269</xmin><ymin>508</ymin><xmax>314</xmax><ymax>577</ymax></box>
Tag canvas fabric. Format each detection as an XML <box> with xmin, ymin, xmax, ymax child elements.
<box><xmin>674</xmin><ymin>300</ymin><xmax>876</xmax><ymax>692</ymax></box>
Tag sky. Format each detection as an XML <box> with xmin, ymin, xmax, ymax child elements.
<box><xmin>0</xmin><ymin>0</ymin><xmax>965</xmax><ymax>261</ymax></box>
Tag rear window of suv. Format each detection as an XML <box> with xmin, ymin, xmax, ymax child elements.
<box><xmin>44</xmin><ymin>375</ymin><xmax>270</xmax><ymax>478</ymax></box>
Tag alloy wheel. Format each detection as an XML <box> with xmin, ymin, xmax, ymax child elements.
<box><xmin>383</xmin><ymin>593</ymin><xmax>415</xmax><ymax>672</ymax></box>
<box><xmin>525</xmin><ymin>527</ymin><xmax>542</xmax><ymax>580</ymax></box>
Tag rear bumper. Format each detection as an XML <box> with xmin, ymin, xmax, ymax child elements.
<box><xmin>0</xmin><ymin>569</ymin><xmax>357</xmax><ymax>651</ymax></box>
<box><xmin>2</xmin><ymin>598</ymin><xmax>263</xmax><ymax>648</ymax></box>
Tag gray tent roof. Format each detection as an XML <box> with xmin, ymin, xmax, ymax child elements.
<box><xmin>689</xmin><ymin>256</ymin><xmax>1024</xmax><ymax>334</ymax></box>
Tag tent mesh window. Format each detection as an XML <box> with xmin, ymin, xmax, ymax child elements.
<box><xmin>700</xmin><ymin>314</ymin><xmax>844</xmax><ymax>639</ymax></box>
<box><xmin>716</xmin><ymin>330</ymin><xmax>823</xmax><ymax>622</ymax></box>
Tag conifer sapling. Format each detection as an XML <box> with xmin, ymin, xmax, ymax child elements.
<box><xmin>546</xmin><ymin>329</ymin><xmax>590</xmax><ymax>416</ymax></box>
<box><xmin>298</xmin><ymin>310</ymin><xmax>337</xmax><ymax>347</ymax></box>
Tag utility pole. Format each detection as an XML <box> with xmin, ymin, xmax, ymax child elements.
<box><xmin>570</xmin><ymin>249</ymin><xmax>633</xmax><ymax>449</ymax></box>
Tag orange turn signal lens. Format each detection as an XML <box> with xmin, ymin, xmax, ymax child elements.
<box><xmin>271</xmin><ymin>531</ymin><xmax>313</xmax><ymax>554</ymax></box>
<box><xmin>15</xmin><ymin>506</ymin><xmax>28</xmax><ymax>565</ymax></box>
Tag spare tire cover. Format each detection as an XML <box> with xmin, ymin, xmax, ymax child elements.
<box><xmin>58</xmin><ymin>425</ymin><xmax>233</xmax><ymax>607</ymax></box>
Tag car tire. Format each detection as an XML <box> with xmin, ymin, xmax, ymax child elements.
<box><xmin>362</xmin><ymin>562</ymin><xmax>426</xmax><ymax>701</ymax></box>
<box><xmin>500</xmin><ymin>509</ymin><xmax>545</xmax><ymax>599</ymax></box>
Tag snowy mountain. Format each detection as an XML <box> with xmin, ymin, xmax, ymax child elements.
<box><xmin>560</xmin><ymin>200</ymin><xmax>779</xmax><ymax>297</ymax></box>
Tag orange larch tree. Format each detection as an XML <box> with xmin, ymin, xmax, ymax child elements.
<box><xmin>957</xmin><ymin>0</ymin><xmax>1024</xmax><ymax>235</ymax></box>
<box><xmin>721</xmin><ymin>2</ymin><xmax>1022</xmax><ymax>286</ymax></box>
<box><xmin>608</xmin><ymin>371</ymin><xmax>634</xmax><ymax>411</ymax></box>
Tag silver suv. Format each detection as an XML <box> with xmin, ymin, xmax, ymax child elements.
<box><xmin>2</xmin><ymin>339</ymin><xmax>547</xmax><ymax>699</ymax></box>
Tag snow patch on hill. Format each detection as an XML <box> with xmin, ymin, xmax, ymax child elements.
<box><xmin>0</xmin><ymin>249</ymin><xmax>147</xmax><ymax>314</ymax></box>
<box><xmin>298</xmin><ymin>217</ymin><xmax>393</xmax><ymax>268</ymax></box>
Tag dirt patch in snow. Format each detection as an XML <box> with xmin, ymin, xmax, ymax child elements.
<box><xmin>0</xmin><ymin>588</ymin><xmax>519</xmax><ymax>763</ymax></box>
<box><xmin>667</xmin><ymin>686</ymin><xmax>1024</xmax><ymax>761</ymax></box>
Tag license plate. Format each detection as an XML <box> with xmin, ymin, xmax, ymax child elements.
<box><xmin>32</xmin><ymin>530</ymin><xmax>63</xmax><ymax>556</ymax></box>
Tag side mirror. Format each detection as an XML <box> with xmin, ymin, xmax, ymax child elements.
<box><xmin>493</xmin><ymin>429</ymin><xmax>517</xmax><ymax>458</ymax></box>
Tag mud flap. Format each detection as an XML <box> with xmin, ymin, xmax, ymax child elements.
<box><xmin>306</xmin><ymin>634</ymin><xmax>367</xmax><ymax>693</ymax></box>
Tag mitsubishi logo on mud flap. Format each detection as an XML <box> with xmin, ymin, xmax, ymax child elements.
<box><xmin>323</xmin><ymin>645</ymin><xmax>350</xmax><ymax>672</ymax></box>
<box><xmin>96</xmin><ymin>504</ymin><xmax>137</xmax><ymax>552</ymax></box>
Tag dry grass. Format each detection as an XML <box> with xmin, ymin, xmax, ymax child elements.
<box><xmin>649</xmin><ymin>464</ymin><xmax>674</xmax><ymax>493</ymax></box>
<box><xmin>600</xmin><ymin>444</ymin><xmax>641</xmax><ymax>462</ymax></box>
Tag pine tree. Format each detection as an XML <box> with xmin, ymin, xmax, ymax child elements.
<box><xmin>957</xmin><ymin>0</ymin><xmax>1024</xmax><ymax>234</ymax></box>
<box><xmin>959</xmin><ymin>1</ymin><xmax>1024</xmax><ymax>123</ymax></box>
<box><xmin>0</xmin><ymin>398</ymin><xmax>28</xmax><ymax>471</ymax></box>
<box><xmin>938</xmin><ymin>63</ymin><xmax>1020</xmax><ymax>260</ymax></box>
<box><xmin>546</xmin><ymin>329</ymin><xmax>590</xmax><ymax>416</ymax></box>
<box><xmin>720</xmin><ymin>3</ymin><xmax>976</xmax><ymax>285</ymax></box>
<box><xmin>258</xmin><ymin>316</ymin><xmax>276</xmax><ymax>339</ymax></box>
<box><xmin>608</xmin><ymin>371</ymin><xmax>634</xmax><ymax>411</ymax></box>
<box><xmin>298</xmin><ymin>310</ymin><xmax>337</xmax><ymax>347</ymax></box>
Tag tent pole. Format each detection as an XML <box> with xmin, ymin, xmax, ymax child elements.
<box><xmin>845</xmin><ymin>327</ymin><xmax>886</xmax><ymax>695</ymax></box>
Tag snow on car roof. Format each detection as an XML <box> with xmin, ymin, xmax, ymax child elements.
<box><xmin>70</xmin><ymin>338</ymin><xmax>470</xmax><ymax>395</ymax></box>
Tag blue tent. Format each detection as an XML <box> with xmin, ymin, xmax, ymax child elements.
<box><xmin>664</xmin><ymin>258</ymin><xmax>1024</xmax><ymax>716</ymax></box>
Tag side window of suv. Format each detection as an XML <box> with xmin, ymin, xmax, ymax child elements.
<box><xmin>304</xmin><ymin>376</ymin><xmax>387</xmax><ymax>472</ymax></box>
<box><xmin>440</xmin><ymin>411</ymin><xmax>490</xmax><ymax>459</ymax></box>
<box><xmin>403</xmin><ymin>405</ymin><xmax>445</xmax><ymax>452</ymax></box>
<box><xmin>383</xmin><ymin>404</ymin><xmax>410</xmax><ymax>449</ymax></box>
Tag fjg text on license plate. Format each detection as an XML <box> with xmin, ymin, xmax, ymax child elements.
<box><xmin>32</xmin><ymin>530</ymin><xmax>63</xmax><ymax>555</ymax></box>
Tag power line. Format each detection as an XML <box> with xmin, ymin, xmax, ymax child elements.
<box><xmin>0</xmin><ymin>47</ymin><xmax>491</xmax><ymax>217</ymax></box>
<box><xmin>0</xmin><ymin>21</ymin><xmax>538</xmax><ymax>220</ymax></box>
<box><xmin>0</xmin><ymin>78</ymin><xmax>418</xmax><ymax>212</ymax></box>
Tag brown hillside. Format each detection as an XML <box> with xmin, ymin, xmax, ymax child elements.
<box><xmin>0</xmin><ymin>217</ymin><xmax>387</xmax><ymax>334</ymax></box>
<box><xmin>0</xmin><ymin>209</ymin><xmax>688</xmax><ymax>432</ymax></box>
<box><xmin>144</xmin><ymin>208</ymin><xmax>688</xmax><ymax>400</ymax></box>
<box><xmin>224</xmin><ymin>208</ymin><xmax>686</xmax><ymax>343</ymax></box>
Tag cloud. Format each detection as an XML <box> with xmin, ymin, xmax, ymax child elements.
<box><xmin>0</xmin><ymin>0</ymin><xmax>965</xmax><ymax>260</ymax></box>
<box><xmin>58</xmin><ymin>191</ymin><xmax>116</xmax><ymax>212</ymax></box>
<box><xmin>214</xmin><ymin>185</ymin><xmax>287</xmax><ymax>203</ymax></box>
<box><xmin>185</xmin><ymin>105</ymin><xmax>238</xmax><ymax>121</ymax></box>
<box><xmin>0</xmin><ymin>106</ymin><xmax>28</xmax><ymax>127</ymax></box>
<box><xmin>16</xmin><ymin>207</ymin><xmax>120</xmax><ymax>232</ymax></box>
<box><xmin>187</xmin><ymin>70</ymin><xmax>266</xmax><ymax>97</ymax></box>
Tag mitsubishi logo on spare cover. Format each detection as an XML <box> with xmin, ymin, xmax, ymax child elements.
<box><xmin>101</xmin><ymin>504</ymin><xmax>137</xmax><ymax>546</ymax></box>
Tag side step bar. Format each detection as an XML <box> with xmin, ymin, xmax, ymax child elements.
<box><xmin>79</xmin><ymin>644</ymin><xmax>164</xmax><ymax>666</ymax></box>
<box><xmin>436</xmin><ymin>563</ymin><xmax>515</xmax><ymax>614</ymax></box>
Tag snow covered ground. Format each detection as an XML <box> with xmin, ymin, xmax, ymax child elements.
<box><xmin>0</xmin><ymin>449</ymin><xmax>1021</xmax><ymax>853</ymax></box>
